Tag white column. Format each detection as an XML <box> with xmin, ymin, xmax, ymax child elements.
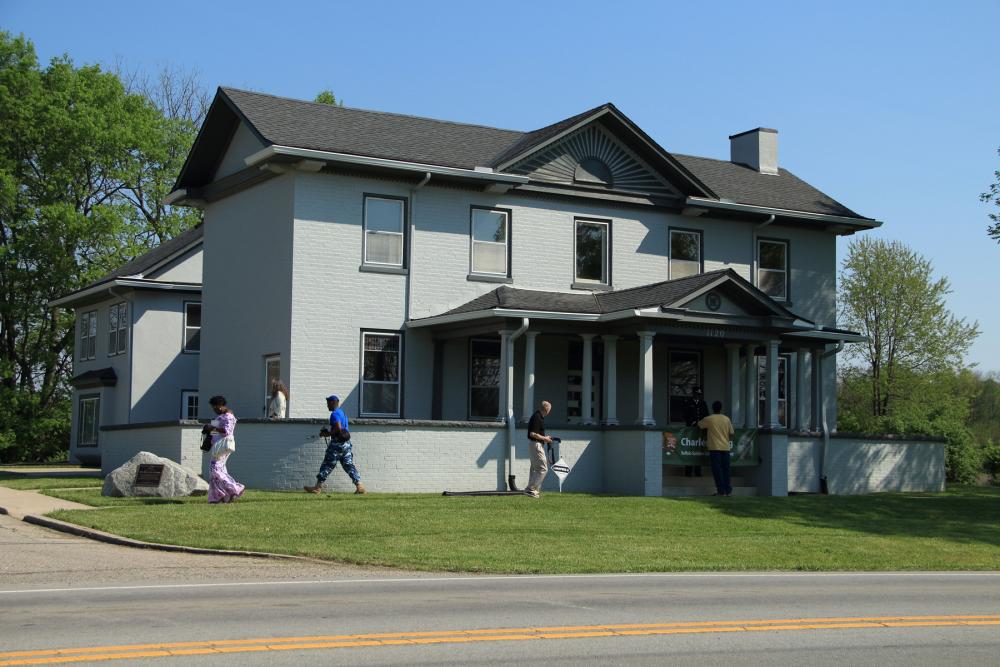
<box><xmin>744</xmin><ymin>343</ymin><xmax>757</xmax><ymax>429</ymax></box>
<box><xmin>726</xmin><ymin>344</ymin><xmax>742</xmax><ymax>425</ymax></box>
<box><xmin>499</xmin><ymin>330</ymin><xmax>511</xmax><ymax>421</ymax></box>
<box><xmin>580</xmin><ymin>333</ymin><xmax>596</xmax><ymax>425</ymax></box>
<box><xmin>637</xmin><ymin>331</ymin><xmax>656</xmax><ymax>426</ymax></box>
<box><xmin>811</xmin><ymin>347</ymin><xmax>823</xmax><ymax>431</ymax></box>
<box><xmin>602</xmin><ymin>334</ymin><xmax>619</xmax><ymax>426</ymax></box>
<box><xmin>521</xmin><ymin>332</ymin><xmax>539</xmax><ymax>422</ymax></box>
<box><xmin>766</xmin><ymin>339</ymin><xmax>781</xmax><ymax>429</ymax></box>
<box><xmin>795</xmin><ymin>348</ymin><xmax>807</xmax><ymax>432</ymax></box>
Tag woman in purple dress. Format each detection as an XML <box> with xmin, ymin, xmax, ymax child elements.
<box><xmin>206</xmin><ymin>395</ymin><xmax>245</xmax><ymax>504</ymax></box>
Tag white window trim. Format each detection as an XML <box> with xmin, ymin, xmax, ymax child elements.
<box><xmin>263</xmin><ymin>354</ymin><xmax>280</xmax><ymax>416</ymax></box>
<box><xmin>181</xmin><ymin>391</ymin><xmax>199</xmax><ymax>420</ymax></box>
<box><xmin>756</xmin><ymin>354</ymin><xmax>789</xmax><ymax>429</ymax></box>
<box><xmin>363</xmin><ymin>195</ymin><xmax>406</xmax><ymax>267</ymax></box>
<box><xmin>757</xmin><ymin>238</ymin><xmax>789</xmax><ymax>302</ymax></box>
<box><xmin>668</xmin><ymin>228</ymin><xmax>703</xmax><ymax>279</ymax></box>
<box><xmin>574</xmin><ymin>218</ymin><xmax>611</xmax><ymax>285</ymax></box>
<box><xmin>360</xmin><ymin>331</ymin><xmax>403</xmax><ymax>417</ymax></box>
<box><xmin>470</xmin><ymin>208</ymin><xmax>510</xmax><ymax>277</ymax></box>
<box><xmin>107</xmin><ymin>302</ymin><xmax>128</xmax><ymax>357</ymax></box>
<box><xmin>77</xmin><ymin>395</ymin><xmax>100</xmax><ymax>447</ymax></box>
<box><xmin>79</xmin><ymin>310</ymin><xmax>97</xmax><ymax>361</ymax></box>
<box><xmin>183</xmin><ymin>302</ymin><xmax>201</xmax><ymax>354</ymax></box>
<box><xmin>468</xmin><ymin>337</ymin><xmax>501</xmax><ymax>420</ymax></box>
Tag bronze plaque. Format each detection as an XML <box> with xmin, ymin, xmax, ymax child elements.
<box><xmin>134</xmin><ymin>464</ymin><xmax>165</xmax><ymax>487</ymax></box>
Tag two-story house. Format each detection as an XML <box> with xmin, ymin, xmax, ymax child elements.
<box><xmin>65</xmin><ymin>88</ymin><xmax>945</xmax><ymax>496</ymax></box>
<box><xmin>51</xmin><ymin>226</ymin><xmax>203</xmax><ymax>465</ymax></box>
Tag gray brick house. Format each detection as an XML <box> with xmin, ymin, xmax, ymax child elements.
<box><xmin>57</xmin><ymin>88</ymin><xmax>945</xmax><ymax>495</ymax></box>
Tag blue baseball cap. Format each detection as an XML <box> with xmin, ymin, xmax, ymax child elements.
<box><xmin>326</xmin><ymin>394</ymin><xmax>340</xmax><ymax>403</ymax></box>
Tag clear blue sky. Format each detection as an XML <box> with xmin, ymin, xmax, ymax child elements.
<box><xmin>4</xmin><ymin>0</ymin><xmax>998</xmax><ymax>371</ymax></box>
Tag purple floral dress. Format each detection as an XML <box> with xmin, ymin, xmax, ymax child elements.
<box><xmin>208</xmin><ymin>411</ymin><xmax>245</xmax><ymax>504</ymax></box>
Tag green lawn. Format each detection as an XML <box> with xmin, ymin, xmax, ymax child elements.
<box><xmin>0</xmin><ymin>471</ymin><xmax>103</xmax><ymax>490</ymax></box>
<box><xmin>41</xmin><ymin>486</ymin><xmax>1000</xmax><ymax>573</ymax></box>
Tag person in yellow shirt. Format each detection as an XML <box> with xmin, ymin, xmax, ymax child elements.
<box><xmin>697</xmin><ymin>401</ymin><xmax>735</xmax><ymax>497</ymax></box>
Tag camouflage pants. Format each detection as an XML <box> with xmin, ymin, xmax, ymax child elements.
<box><xmin>317</xmin><ymin>441</ymin><xmax>361</xmax><ymax>485</ymax></box>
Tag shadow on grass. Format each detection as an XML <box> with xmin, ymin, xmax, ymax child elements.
<box><xmin>680</xmin><ymin>486</ymin><xmax>1000</xmax><ymax>547</ymax></box>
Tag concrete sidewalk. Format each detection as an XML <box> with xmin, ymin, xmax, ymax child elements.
<box><xmin>0</xmin><ymin>485</ymin><xmax>94</xmax><ymax>519</ymax></box>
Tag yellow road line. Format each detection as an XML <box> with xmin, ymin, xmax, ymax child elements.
<box><xmin>1</xmin><ymin>614</ymin><xmax>997</xmax><ymax>665</ymax></box>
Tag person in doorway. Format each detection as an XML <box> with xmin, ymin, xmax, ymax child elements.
<box><xmin>526</xmin><ymin>400</ymin><xmax>554</xmax><ymax>498</ymax></box>
<box><xmin>266</xmin><ymin>380</ymin><xmax>288</xmax><ymax>419</ymax></box>
<box><xmin>698</xmin><ymin>400</ymin><xmax>735</xmax><ymax>497</ymax></box>
<box><xmin>304</xmin><ymin>394</ymin><xmax>366</xmax><ymax>495</ymax></box>
<box><xmin>683</xmin><ymin>386</ymin><xmax>709</xmax><ymax>477</ymax></box>
<box><xmin>206</xmin><ymin>395</ymin><xmax>245</xmax><ymax>504</ymax></box>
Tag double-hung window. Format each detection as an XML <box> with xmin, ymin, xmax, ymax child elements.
<box><xmin>470</xmin><ymin>207</ymin><xmax>510</xmax><ymax>277</ymax></box>
<box><xmin>363</xmin><ymin>195</ymin><xmax>406</xmax><ymax>267</ymax></box>
<box><xmin>183</xmin><ymin>302</ymin><xmax>201</xmax><ymax>353</ymax></box>
<box><xmin>757</xmin><ymin>239</ymin><xmax>788</xmax><ymax>301</ymax></box>
<box><xmin>79</xmin><ymin>310</ymin><xmax>97</xmax><ymax>360</ymax></box>
<box><xmin>107</xmin><ymin>302</ymin><xmax>128</xmax><ymax>356</ymax></box>
<box><xmin>361</xmin><ymin>331</ymin><xmax>402</xmax><ymax>417</ymax></box>
<box><xmin>469</xmin><ymin>338</ymin><xmax>501</xmax><ymax>419</ymax></box>
<box><xmin>181</xmin><ymin>391</ymin><xmax>199</xmax><ymax>420</ymax></box>
<box><xmin>77</xmin><ymin>396</ymin><xmax>100</xmax><ymax>447</ymax></box>
<box><xmin>669</xmin><ymin>229</ymin><xmax>702</xmax><ymax>279</ymax></box>
<box><xmin>574</xmin><ymin>218</ymin><xmax>611</xmax><ymax>286</ymax></box>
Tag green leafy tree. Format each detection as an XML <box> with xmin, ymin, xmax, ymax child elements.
<box><xmin>839</xmin><ymin>237</ymin><xmax>979</xmax><ymax>418</ymax></box>
<box><xmin>982</xmin><ymin>147</ymin><xmax>1000</xmax><ymax>242</ymax></box>
<box><xmin>0</xmin><ymin>33</ymin><xmax>202</xmax><ymax>461</ymax></box>
<box><xmin>314</xmin><ymin>90</ymin><xmax>343</xmax><ymax>106</ymax></box>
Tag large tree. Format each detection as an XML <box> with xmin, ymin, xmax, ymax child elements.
<box><xmin>0</xmin><ymin>33</ymin><xmax>202</xmax><ymax>461</ymax></box>
<box><xmin>983</xmin><ymin>147</ymin><xmax>1000</xmax><ymax>242</ymax></box>
<box><xmin>838</xmin><ymin>237</ymin><xmax>979</xmax><ymax>419</ymax></box>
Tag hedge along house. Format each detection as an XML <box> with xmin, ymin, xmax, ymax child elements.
<box><xmin>77</xmin><ymin>87</ymin><xmax>945</xmax><ymax>496</ymax></box>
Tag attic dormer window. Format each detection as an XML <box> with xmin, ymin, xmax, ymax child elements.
<box><xmin>574</xmin><ymin>157</ymin><xmax>613</xmax><ymax>187</ymax></box>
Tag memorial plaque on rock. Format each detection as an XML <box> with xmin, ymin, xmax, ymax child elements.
<box><xmin>134</xmin><ymin>463</ymin><xmax>165</xmax><ymax>487</ymax></box>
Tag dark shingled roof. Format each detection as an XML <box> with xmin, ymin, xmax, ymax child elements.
<box><xmin>93</xmin><ymin>224</ymin><xmax>203</xmax><ymax>286</ymax></box>
<box><xmin>210</xmin><ymin>88</ymin><xmax>871</xmax><ymax>220</ymax></box>
<box><xmin>70</xmin><ymin>367</ymin><xmax>117</xmax><ymax>387</ymax></box>
<box><xmin>434</xmin><ymin>269</ymin><xmax>740</xmax><ymax>318</ymax></box>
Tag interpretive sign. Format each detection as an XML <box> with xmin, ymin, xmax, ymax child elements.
<box><xmin>134</xmin><ymin>463</ymin><xmax>165</xmax><ymax>487</ymax></box>
<box><xmin>661</xmin><ymin>426</ymin><xmax>757</xmax><ymax>467</ymax></box>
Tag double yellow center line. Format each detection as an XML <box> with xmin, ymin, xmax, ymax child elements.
<box><xmin>1</xmin><ymin>614</ymin><xmax>998</xmax><ymax>665</ymax></box>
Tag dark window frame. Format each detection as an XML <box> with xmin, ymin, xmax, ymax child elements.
<box><xmin>757</xmin><ymin>237</ymin><xmax>790</xmax><ymax>302</ymax></box>
<box><xmin>756</xmin><ymin>352</ymin><xmax>791</xmax><ymax>428</ymax></box>
<box><xmin>667</xmin><ymin>348</ymin><xmax>703</xmax><ymax>424</ymax></box>
<box><xmin>668</xmin><ymin>227</ymin><xmax>704</xmax><ymax>279</ymax></box>
<box><xmin>77</xmin><ymin>393</ymin><xmax>100</xmax><ymax>448</ymax></box>
<box><xmin>468</xmin><ymin>336</ymin><xmax>502</xmax><ymax>420</ymax></box>
<box><xmin>107</xmin><ymin>302</ymin><xmax>128</xmax><ymax>357</ymax></box>
<box><xmin>469</xmin><ymin>205</ymin><xmax>513</xmax><ymax>279</ymax></box>
<box><xmin>572</xmin><ymin>216</ymin><xmax>613</xmax><ymax>287</ymax></box>
<box><xmin>359</xmin><ymin>329</ymin><xmax>405</xmax><ymax>418</ymax></box>
<box><xmin>361</xmin><ymin>193</ymin><xmax>409</xmax><ymax>269</ymax></box>
<box><xmin>182</xmin><ymin>301</ymin><xmax>201</xmax><ymax>354</ymax></box>
<box><xmin>79</xmin><ymin>310</ymin><xmax>97</xmax><ymax>361</ymax></box>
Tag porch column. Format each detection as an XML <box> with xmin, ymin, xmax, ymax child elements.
<box><xmin>580</xmin><ymin>333</ymin><xmax>596</xmax><ymax>425</ymax></box>
<box><xmin>795</xmin><ymin>348</ymin><xmax>808</xmax><ymax>432</ymax></box>
<box><xmin>726</xmin><ymin>344</ymin><xmax>742</xmax><ymax>425</ymax></box>
<box><xmin>499</xmin><ymin>330</ymin><xmax>511</xmax><ymax>421</ymax></box>
<box><xmin>811</xmin><ymin>347</ymin><xmax>824</xmax><ymax>431</ymax></box>
<box><xmin>521</xmin><ymin>331</ymin><xmax>539</xmax><ymax>422</ymax></box>
<box><xmin>765</xmin><ymin>339</ymin><xmax>781</xmax><ymax>429</ymax></box>
<box><xmin>637</xmin><ymin>331</ymin><xmax>656</xmax><ymax>426</ymax></box>
<box><xmin>744</xmin><ymin>343</ymin><xmax>757</xmax><ymax>429</ymax></box>
<box><xmin>601</xmin><ymin>334</ymin><xmax>619</xmax><ymax>426</ymax></box>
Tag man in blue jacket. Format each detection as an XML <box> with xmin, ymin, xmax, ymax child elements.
<box><xmin>304</xmin><ymin>394</ymin><xmax>366</xmax><ymax>495</ymax></box>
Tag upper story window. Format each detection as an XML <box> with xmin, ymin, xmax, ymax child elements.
<box><xmin>107</xmin><ymin>302</ymin><xmax>128</xmax><ymax>356</ymax></box>
<box><xmin>363</xmin><ymin>195</ymin><xmax>406</xmax><ymax>267</ymax></box>
<box><xmin>669</xmin><ymin>228</ymin><xmax>702</xmax><ymax>279</ymax></box>
<box><xmin>79</xmin><ymin>310</ymin><xmax>97</xmax><ymax>361</ymax></box>
<box><xmin>574</xmin><ymin>218</ymin><xmax>611</xmax><ymax>286</ymax></box>
<box><xmin>183</xmin><ymin>302</ymin><xmax>201</xmax><ymax>353</ymax></box>
<box><xmin>757</xmin><ymin>238</ymin><xmax>789</xmax><ymax>301</ymax></box>
<box><xmin>470</xmin><ymin>207</ymin><xmax>510</xmax><ymax>277</ymax></box>
<box><xmin>360</xmin><ymin>331</ymin><xmax>402</xmax><ymax>417</ymax></box>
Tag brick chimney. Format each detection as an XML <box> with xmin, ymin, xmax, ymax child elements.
<box><xmin>729</xmin><ymin>128</ymin><xmax>778</xmax><ymax>175</ymax></box>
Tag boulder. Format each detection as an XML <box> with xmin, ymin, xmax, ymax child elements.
<box><xmin>102</xmin><ymin>451</ymin><xmax>208</xmax><ymax>497</ymax></box>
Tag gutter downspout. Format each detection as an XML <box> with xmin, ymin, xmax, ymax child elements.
<box><xmin>818</xmin><ymin>340</ymin><xmax>845</xmax><ymax>493</ymax></box>
<box><xmin>404</xmin><ymin>173</ymin><xmax>432</xmax><ymax>325</ymax></box>
<box><xmin>506</xmin><ymin>317</ymin><xmax>530</xmax><ymax>490</ymax></box>
<box><xmin>108</xmin><ymin>286</ymin><xmax>135</xmax><ymax>425</ymax></box>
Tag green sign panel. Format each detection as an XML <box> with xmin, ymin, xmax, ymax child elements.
<box><xmin>661</xmin><ymin>425</ymin><xmax>758</xmax><ymax>467</ymax></box>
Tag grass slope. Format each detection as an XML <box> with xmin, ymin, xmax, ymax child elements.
<box><xmin>0</xmin><ymin>472</ymin><xmax>103</xmax><ymax>490</ymax></box>
<box><xmin>44</xmin><ymin>486</ymin><xmax>1000</xmax><ymax>573</ymax></box>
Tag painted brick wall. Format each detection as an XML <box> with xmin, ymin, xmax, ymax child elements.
<box><xmin>101</xmin><ymin>424</ymin><xmax>203</xmax><ymax>475</ymax></box>
<box><xmin>825</xmin><ymin>438</ymin><xmax>945</xmax><ymax>494</ymax></box>
<box><xmin>787</xmin><ymin>437</ymin><xmax>821</xmax><ymax>493</ymax></box>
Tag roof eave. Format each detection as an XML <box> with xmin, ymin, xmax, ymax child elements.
<box><xmin>49</xmin><ymin>279</ymin><xmax>202</xmax><ymax>309</ymax></box>
<box><xmin>685</xmin><ymin>197</ymin><xmax>882</xmax><ymax>231</ymax></box>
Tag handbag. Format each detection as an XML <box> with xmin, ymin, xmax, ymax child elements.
<box><xmin>200</xmin><ymin>432</ymin><xmax>212</xmax><ymax>452</ymax></box>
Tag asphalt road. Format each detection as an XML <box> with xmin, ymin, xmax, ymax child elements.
<box><xmin>1</xmin><ymin>515</ymin><xmax>998</xmax><ymax>666</ymax></box>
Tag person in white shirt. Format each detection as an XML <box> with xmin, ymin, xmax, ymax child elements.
<box><xmin>267</xmin><ymin>380</ymin><xmax>288</xmax><ymax>419</ymax></box>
